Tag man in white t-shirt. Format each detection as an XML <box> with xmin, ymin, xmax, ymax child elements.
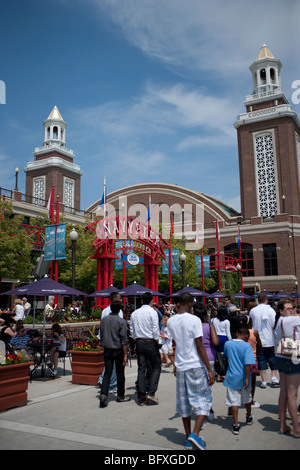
<box><xmin>167</xmin><ymin>293</ymin><xmax>215</xmax><ymax>451</ymax></box>
<box><xmin>249</xmin><ymin>293</ymin><xmax>279</xmax><ymax>388</ymax></box>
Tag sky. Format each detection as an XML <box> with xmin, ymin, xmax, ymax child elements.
<box><xmin>1</xmin><ymin>0</ymin><xmax>299</xmax><ymax>213</ymax></box>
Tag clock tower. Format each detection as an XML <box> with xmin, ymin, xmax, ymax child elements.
<box><xmin>234</xmin><ymin>45</ymin><xmax>300</xmax><ymax>220</ymax></box>
<box><xmin>25</xmin><ymin>106</ymin><xmax>82</xmax><ymax>213</ymax></box>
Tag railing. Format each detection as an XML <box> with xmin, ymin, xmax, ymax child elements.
<box><xmin>0</xmin><ymin>187</ymin><xmax>94</xmax><ymax>219</ymax></box>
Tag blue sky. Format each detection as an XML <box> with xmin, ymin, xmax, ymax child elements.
<box><xmin>1</xmin><ymin>0</ymin><xmax>299</xmax><ymax>212</ymax></box>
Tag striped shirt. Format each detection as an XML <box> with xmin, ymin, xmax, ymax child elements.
<box><xmin>10</xmin><ymin>334</ymin><xmax>30</xmax><ymax>348</ymax></box>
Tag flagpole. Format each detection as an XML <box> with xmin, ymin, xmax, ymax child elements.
<box><xmin>54</xmin><ymin>195</ymin><xmax>59</xmax><ymax>306</ymax></box>
<box><xmin>216</xmin><ymin>220</ymin><xmax>221</xmax><ymax>291</ymax></box>
<box><xmin>169</xmin><ymin>211</ymin><xmax>174</xmax><ymax>297</ymax></box>
<box><xmin>238</xmin><ymin>227</ymin><xmax>244</xmax><ymax>309</ymax></box>
<box><xmin>103</xmin><ymin>176</ymin><xmax>107</xmax><ymax>216</ymax></box>
<box><xmin>49</xmin><ymin>185</ymin><xmax>55</xmax><ymax>279</ymax></box>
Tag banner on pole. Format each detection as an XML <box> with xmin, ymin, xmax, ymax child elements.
<box><xmin>195</xmin><ymin>255</ymin><xmax>210</xmax><ymax>277</ymax></box>
<box><xmin>44</xmin><ymin>224</ymin><xmax>67</xmax><ymax>261</ymax></box>
<box><xmin>115</xmin><ymin>240</ymin><xmax>134</xmax><ymax>269</ymax></box>
<box><xmin>162</xmin><ymin>249</ymin><xmax>179</xmax><ymax>274</ymax></box>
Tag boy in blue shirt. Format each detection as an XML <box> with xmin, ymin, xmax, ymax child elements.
<box><xmin>223</xmin><ymin>326</ymin><xmax>256</xmax><ymax>435</ymax></box>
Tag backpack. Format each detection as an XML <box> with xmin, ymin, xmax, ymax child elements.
<box><xmin>214</xmin><ymin>351</ymin><xmax>228</xmax><ymax>376</ymax></box>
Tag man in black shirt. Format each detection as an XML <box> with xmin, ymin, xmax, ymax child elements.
<box><xmin>99</xmin><ymin>302</ymin><xmax>131</xmax><ymax>408</ymax></box>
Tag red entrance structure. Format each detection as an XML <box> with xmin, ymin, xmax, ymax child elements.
<box><xmin>86</xmin><ymin>215</ymin><xmax>169</xmax><ymax>307</ymax></box>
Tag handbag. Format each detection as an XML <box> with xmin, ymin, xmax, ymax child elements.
<box><xmin>276</xmin><ymin>320</ymin><xmax>300</xmax><ymax>363</ymax></box>
<box><xmin>214</xmin><ymin>350</ymin><xmax>228</xmax><ymax>376</ymax></box>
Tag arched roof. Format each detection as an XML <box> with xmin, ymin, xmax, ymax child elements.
<box><xmin>86</xmin><ymin>182</ymin><xmax>240</xmax><ymax>225</ymax></box>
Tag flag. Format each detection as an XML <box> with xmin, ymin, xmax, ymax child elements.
<box><xmin>147</xmin><ymin>196</ymin><xmax>151</xmax><ymax>223</ymax></box>
<box><xmin>47</xmin><ymin>187</ymin><xmax>54</xmax><ymax>219</ymax></box>
<box><xmin>216</xmin><ymin>220</ymin><xmax>220</xmax><ymax>241</ymax></box>
<box><xmin>237</xmin><ymin>228</ymin><xmax>241</xmax><ymax>248</ymax></box>
<box><xmin>194</xmin><ymin>231</ymin><xmax>199</xmax><ymax>244</ymax></box>
<box><xmin>99</xmin><ymin>177</ymin><xmax>107</xmax><ymax>212</ymax></box>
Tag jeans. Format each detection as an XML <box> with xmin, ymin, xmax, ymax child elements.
<box><xmin>136</xmin><ymin>340</ymin><xmax>161</xmax><ymax>403</ymax></box>
<box><xmin>101</xmin><ymin>348</ymin><xmax>125</xmax><ymax>398</ymax></box>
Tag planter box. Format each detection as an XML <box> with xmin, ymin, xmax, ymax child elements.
<box><xmin>69</xmin><ymin>350</ymin><xmax>105</xmax><ymax>385</ymax></box>
<box><xmin>0</xmin><ymin>362</ymin><xmax>33</xmax><ymax>412</ymax></box>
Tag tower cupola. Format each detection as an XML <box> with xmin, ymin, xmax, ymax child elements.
<box><xmin>249</xmin><ymin>44</ymin><xmax>282</xmax><ymax>96</ymax></box>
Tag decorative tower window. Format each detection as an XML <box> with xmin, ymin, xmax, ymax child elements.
<box><xmin>64</xmin><ymin>178</ymin><xmax>74</xmax><ymax>212</ymax></box>
<box><xmin>33</xmin><ymin>177</ymin><xmax>45</xmax><ymax>206</ymax></box>
<box><xmin>254</xmin><ymin>132</ymin><xmax>278</xmax><ymax>218</ymax></box>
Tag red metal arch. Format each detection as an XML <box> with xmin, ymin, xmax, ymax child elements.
<box><xmin>86</xmin><ymin>216</ymin><xmax>169</xmax><ymax>306</ymax></box>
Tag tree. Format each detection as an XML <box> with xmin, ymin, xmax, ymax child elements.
<box><xmin>0</xmin><ymin>200</ymin><xmax>33</xmax><ymax>289</ymax></box>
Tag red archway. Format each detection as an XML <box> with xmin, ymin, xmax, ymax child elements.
<box><xmin>86</xmin><ymin>216</ymin><xmax>169</xmax><ymax>307</ymax></box>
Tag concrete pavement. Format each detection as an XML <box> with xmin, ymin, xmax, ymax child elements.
<box><xmin>0</xmin><ymin>357</ymin><xmax>299</xmax><ymax>451</ymax></box>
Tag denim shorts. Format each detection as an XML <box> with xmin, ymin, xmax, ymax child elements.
<box><xmin>257</xmin><ymin>347</ymin><xmax>277</xmax><ymax>371</ymax></box>
<box><xmin>275</xmin><ymin>356</ymin><xmax>300</xmax><ymax>376</ymax></box>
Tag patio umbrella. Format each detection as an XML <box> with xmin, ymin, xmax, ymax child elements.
<box><xmin>232</xmin><ymin>291</ymin><xmax>251</xmax><ymax>299</ymax></box>
<box><xmin>170</xmin><ymin>285</ymin><xmax>209</xmax><ymax>298</ymax></box>
<box><xmin>258</xmin><ymin>290</ymin><xmax>274</xmax><ymax>298</ymax></box>
<box><xmin>289</xmin><ymin>292</ymin><xmax>300</xmax><ymax>298</ymax></box>
<box><xmin>87</xmin><ymin>285</ymin><xmax>119</xmax><ymax>297</ymax></box>
<box><xmin>2</xmin><ymin>275</ymin><xmax>85</xmax><ymax>338</ymax></box>
<box><xmin>273</xmin><ymin>291</ymin><xmax>290</xmax><ymax>299</ymax></box>
<box><xmin>118</xmin><ymin>282</ymin><xmax>165</xmax><ymax>297</ymax></box>
<box><xmin>208</xmin><ymin>290</ymin><xmax>227</xmax><ymax>298</ymax></box>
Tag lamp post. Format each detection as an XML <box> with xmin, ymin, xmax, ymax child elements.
<box><xmin>14</xmin><ymin>167</ymin><xmax>19</xmax><ymax>191</ymax></box>
<box><xmin>180</xmin><ymin>252</ymin><xmax>186</xmax><ymax>288</ymax></box>
<box><xmin>70</xmin><ymin>227</ymin><xmax>78</xmax><ymax>298</ymax></box>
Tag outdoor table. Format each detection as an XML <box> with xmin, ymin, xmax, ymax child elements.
<box><xmin>29</xmin><ymin>340</ymin><xmax>61</xmax><ymax>380</ymax></box>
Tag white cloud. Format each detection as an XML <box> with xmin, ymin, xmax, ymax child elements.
<box><xmin>91</xmin><ymin>0</ymin><xmax>299</xmax><ymax>78</ymax></box>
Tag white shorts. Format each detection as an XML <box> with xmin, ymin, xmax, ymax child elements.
<box><xmin>225</xmin><ymin>388</ymin><xmax>252</xmax><ymax>407</ymax></box>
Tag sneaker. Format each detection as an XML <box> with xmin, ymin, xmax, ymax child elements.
<box><xmin>116</xmin><ymin>396</ymin><xmax>131</xmax><ymax>403</ymax></box>
<box><xmin>246</xmin><ymin>414</ymin><xmax>254</xmax><ymax>425</ymax></box>
<box><xmin>184</xmin><ymin>440</ymin><xmax>194</xmax><ymax>450</ymax></box>
<box><xmin>138</xmin><ymin>400</ymin><xmax>146</xmax><ymax>406</ymax></box>
<box><xmin>99</xmin><ymin>394</ymin><xmax>108</xmax><ymax>408</ymax></box>
<box><xmin>251</xmin><ymin>401</ymin><xmax>260</xmax><ymax>408</ymax></box>
<box><xmin>232</xmin><ymin>424</ymin><xmax>240</xmax><ymax>435</ymax></box>
<box><xmin>259</xmin><ymin>382</ymin><xmax>267</xmax><ymax>389</ymax></box>
<box><xmin>208</xmin><ymin>411</ymin><xmax>215</xmax><ymax>421</ymax></box>
<box><xmin>146</xmin><ymin>394</ymin><xmax>159</xmax><ymax>405</ymax></box>
<box><xmin>271</xmin><ymin>377</ymin><xmax>280</xmax><ymax>386</ymax></box>
<box><xmin>187</xmin><ymin>433</ymin><xmax>206</xmax><ymax>450</ymax></box>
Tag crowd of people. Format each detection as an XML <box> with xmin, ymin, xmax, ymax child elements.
<box><xmin>96</xmin><ymin>291</ymin><xmax>300</xmax><ymax>450</ymax></box>
<box><xmin>1</xmin><ymin>289</ymin><xmax>299</xmax><ymax>449</ymax></box>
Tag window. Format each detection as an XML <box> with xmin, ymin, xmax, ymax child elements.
<box><xmin>64</xmin><ymin>178</ymin><xmax>74</xmax><ymax>212</ymax></box>
<box><xmin>254</xmin><ymin>132</ymin><xmax>278</xmax><ymax>218</ymax></box>
<box><xmin>33</xmin><ymin>177</ymin><xmax>45</xmax><ymax>206</ymax></box>
<box><xmin>263</xmin><ymin>243</ymin><xmax>278</xmax><ymax>276</ymax></box>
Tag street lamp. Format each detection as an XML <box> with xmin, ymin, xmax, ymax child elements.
<box><xmin>70</xmin><ymin>226</ymin><xmax>78</xmax><ymax>295</ymax></box>
<box><xmin>180</xmin><ymin>252</ymin><xmax>186</xmax><ymax>288</ymax></box>
<box><xmin>14</xmin><ymin>167</ymin><xmax>19</xmax><ymax>191</ymax></box>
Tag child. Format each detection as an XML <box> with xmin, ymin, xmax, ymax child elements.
<box><xmin>223</xmin><ymin>326</ymin><xmax>256</xmax><ymax>435</ymax></box>
<box><xmin>246</xmin><ymin>316</ymin><xmax>262</xmax><ymax>408</ymax></box>
<box><xmin>160</xmin><ymin>315</ymin><xmax>173</xmax><ymax>367</ymax></box>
